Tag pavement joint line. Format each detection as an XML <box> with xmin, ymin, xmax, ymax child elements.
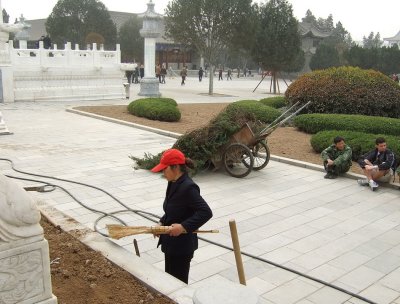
<box><xmin>67</xmin><ymin>107</ymin><xmax>400</xmax><ymax>191</ymax></box>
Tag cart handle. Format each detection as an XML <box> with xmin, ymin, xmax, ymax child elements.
<box><xmin>258</xmin><ymin>101</ymin><xmax>312</xmax><ymax>137</ymax></box>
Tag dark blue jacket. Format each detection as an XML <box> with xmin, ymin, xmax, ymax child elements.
<box><xmin>358</xmin><ymin>148</ymin><xmax>396</xmax><ymax>171</ymax></box>
<box><xmin>158</xmin><ymin>173</ymin><xmax>212</xmax><ymax>256</ymax></box>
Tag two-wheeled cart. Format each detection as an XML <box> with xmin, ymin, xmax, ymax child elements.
<box><xmin>210</xmin><ymin>101</ymin><xmax>311</xmax><ymax>178</ymax></box>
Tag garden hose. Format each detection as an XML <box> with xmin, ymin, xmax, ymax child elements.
<box><xmin>0</xmin><ymin>158</ymin><xmax>378</xmax><ymax>304</ymax></box>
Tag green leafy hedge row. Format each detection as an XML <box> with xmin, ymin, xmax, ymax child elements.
<box><xmin>128</xmin><ymin>98</ymin><xmax>181</xmax><ymax>122</ymax></box>
<box><xmin>285</xmin><ymin>66</ymin><xmax>400</xmax><ymax>118</ymax></box>
<box><xmin>259</xmin><ymin>96</ymin><xmax>287</xmax><ymax>109</ymax></box>
<box><xmin>294</xmin><ymin>114</ymin><xmax>400</xmax><ymax>136</ymax></box>
<box><xmin>311</xmin><ymin>130</ymin><xmax>400</xmax><ymax>160</ymax></box>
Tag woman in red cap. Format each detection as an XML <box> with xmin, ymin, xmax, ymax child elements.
<box><xmin>151</xmin><ymin>148</ymin><xmax>213</xmax><ymax>284</ymax></box>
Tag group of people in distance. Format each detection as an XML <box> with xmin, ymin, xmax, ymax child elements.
<box><xmin>321</xmin><ymin>136</ymin><xmax>398</xmax><ymax>191</ymax></box>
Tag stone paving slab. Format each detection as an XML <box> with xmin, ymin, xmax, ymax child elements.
<box><xmin>1</xmin><ymin>78</ymin><xmax>400</xmax><ymax>303</ymax></box>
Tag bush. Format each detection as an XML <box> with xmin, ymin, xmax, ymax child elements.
<box><xmin>294</xmin><ymin>114</ymin><xmax>400</xmax><ymax>136</ymax></box>
<box><xmin>285</xmin><ymin>66</ymin><xmax>400</xmax><ymax>118</ymax></box>
<box><xmin>227</xmin><ymin>100</ymin><xmax>281</xmax><ymax>123</ymax></box>
<box><xmin>128</xmin><ymin>98</ymin><xmax>180</xmax><ymax>122</ymax></box>
<box><xmin>259</xmin><ymin>96</ymin><xmax>287</xmax><ymax>108</ymax></box>
<box><xmin>311</xmin><ymin>130</ymin><xmax>400</xmax><ymax>160</ymax></box>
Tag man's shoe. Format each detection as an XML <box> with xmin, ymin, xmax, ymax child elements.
<box><xmin>357</xmin><ymin>179</ymin><xmax>369</xmax><ymax>186</ymax></box>
<box><xmin>324</xmin><ymin>173</ymin><xmax>332</xmax><ymax>179</ymax></box>
<box><xmin>369</xmin><ymin>180</ymin><xmax>379</xmax><ymax>191</ymax></box>
<box><xmin>330</xmin><ymin>173</ymin><xmax>338</xmax><ymax>179</ymax></box>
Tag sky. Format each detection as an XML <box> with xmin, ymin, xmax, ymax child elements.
<box><xmin>2</xmin><ymin>0</ymin><xmax>400</xmax><ymax>41</ymax></box>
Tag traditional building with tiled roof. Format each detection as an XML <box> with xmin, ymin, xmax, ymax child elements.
<box><xmin>384</xmin><ymin>30</ymin><xmax>400</xmax><ymax>47</ymax></box>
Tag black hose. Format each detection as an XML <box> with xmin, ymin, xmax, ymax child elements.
<box><xmin>0</xmin><ymin>158</ymin><xmax>378</xmax><ymax>304</ymax></box>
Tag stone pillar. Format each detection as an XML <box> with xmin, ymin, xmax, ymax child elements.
<box><xmin>138</xmin><ymin>0</ymin><xmax>162</xmax><ymax>97</ymax></box>
<box><xmin>0</xmin><ymin>174</ymin><xmax>57</xmax><ymax>303</ymax></box>
<box><xmin>0</xmin><ymin>1</ymin><xmax>26</xmax><ymax>103</ymax></box>
<box><xmin>0</xmin><ymin>110</ymin><xmax>11</xmax><ymax>134</ymax></box>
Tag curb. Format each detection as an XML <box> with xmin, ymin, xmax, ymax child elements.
<box><xmin>68</xmin><ymin>107</ymin><xmax>400</xmax><ymax>191</ymax></box>
<box><xmin>37</xmin><ymin>200</ymin><xmax>193</xmax><ymax>304</ymax></box>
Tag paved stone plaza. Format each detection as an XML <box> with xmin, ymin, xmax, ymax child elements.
<box><xmin>1</xmin><ymin>77</ymin><xmax>400</xmax><ymax>304</ymax></box>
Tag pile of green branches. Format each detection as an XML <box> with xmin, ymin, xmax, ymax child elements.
<box><xmin>131</xmin><ymin>100</ymin><xmax>280</xmax><ymax>174</ymax></box>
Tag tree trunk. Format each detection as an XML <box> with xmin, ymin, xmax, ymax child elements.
<box><xmin>208</xmin><ymin>65</ymin><xmax>214</xmax><ymax>95</ymax></box>
<box><xmin>272</xmin><ymin>71</ymin><xmax>277</xmax><ymax>94</ymax></box>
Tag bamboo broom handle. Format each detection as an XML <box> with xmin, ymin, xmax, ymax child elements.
<box><xmin>229</xmin><ymin>219</ymin><xmax>246</xmax><ymax>285</ymax></box>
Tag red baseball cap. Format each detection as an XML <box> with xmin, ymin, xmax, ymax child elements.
<box><xmin>151</xmin><ymin>149</ymin><xmax>186</xmax><ymax>172</ymax></box>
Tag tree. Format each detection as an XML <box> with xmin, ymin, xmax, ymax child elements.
<box><xmin>45</xmin><ymin>0</ymin><xmax>117</xmax><ymax>49</ymax></box>
<box><xmin>302</xmin><ymin>9</ymin><xmax>316</xmax><ymax>25</ymax></box>
<box><xmin>310</xmin><ymin>44</ymin><xmax>340</xmax><ymax>70</ymax></box>
<box><xmin>118</xmin><ymin>16</ymin><xmax>144</xmax><ymax>63</ymax></box>
<box><xmin>164</xmin><ymin>0</ymin><xmax>255</xmax><ymax>94</ymax></box>
<box><xmin>251</xmin><ymin>0</ymin><xmax>301</xmax><ymax>93</ymax></box>
<box><xmin>363</xmin><ymin>32</ymin><xmax>383</xmax><ymax>49</ymax></box>
<box><xmin>316</xmin><ymin>14</ymin><xmax>334</xmax><ymax>32</ymax></box>
<box><xmin>2</xmin><ymin>9</ymin><xmax>9</xmax><ymax>23</ymax></box>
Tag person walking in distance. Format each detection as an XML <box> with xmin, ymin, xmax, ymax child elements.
<box><xmin>218</xmin><ymin>67</ymin><xmax>223</xmax><ymax>81</ymax></box>
<box><xmin>161</xmin><ymin>64</ymin><xmax>167</xmax><ymax>84</ymax></box>
<box><xmin>151</xmin><ymin>149</ymin><xmax>213</xmax><ymax>284</ymax></box>
<box><xmin>180</xmin><ymin>66</ymin><xmax>187</xmax><ymax>85</ymax></box>
<box><xmin>198</xmin><ymin>67</ymin><xmax>204</xmax><ymax>82</ymax></box>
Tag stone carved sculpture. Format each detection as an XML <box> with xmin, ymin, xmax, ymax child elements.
<box><xmin>0</xmin><ymin>174</ymin><xmax>56</xmax><ymax>303</ymax></box>
<box><xmin>0</xmin><ymin>174</ymin><xmax>43</xmax><ymax>242</ymax></box>
<box><xmin>0</xmin><ymin>250</ymin><xmax>44</xmax><ymax>303</ymax></box>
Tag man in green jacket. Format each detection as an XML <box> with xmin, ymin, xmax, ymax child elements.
<box><xmin>321</xmin><ymin>136</ymin><xmax>352</xmax><ymax>179</ymax></box>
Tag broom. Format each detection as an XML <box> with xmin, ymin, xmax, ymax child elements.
<box><xmin>107</xmin><ymin>224</ymin><xmax>219</xmax><ymax>239</ymax></box>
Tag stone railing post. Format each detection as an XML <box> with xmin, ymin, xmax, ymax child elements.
<box><xmin>0</xmin><ymin>174</ymin><xmax>57</xmax><ymax>303</ymax></box>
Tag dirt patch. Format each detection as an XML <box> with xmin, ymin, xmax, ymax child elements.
<box><xmin>43</xmin><ymin>218</ymin><xmax>175</xmax><ymax>304</ymax></box>
<box><xmin>75</xmin><ymin>104</ymin><xmax>362</xmax><ymax>174</ymax></box>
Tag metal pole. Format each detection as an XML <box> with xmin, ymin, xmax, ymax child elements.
<box><xmin>229</xmin><ymin>220</ymin><xmax>246</xmax><ymax>285</ymax></box>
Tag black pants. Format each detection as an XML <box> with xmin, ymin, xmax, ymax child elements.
<box><xmin>165</xmin><ymin>254</ymin><xmax>193</xmax><ymax>284</ymax></box>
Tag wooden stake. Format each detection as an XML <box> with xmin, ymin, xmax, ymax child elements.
<box><xmin>133</xmin><ymin>239</ymin><xmax>140</xmax><ymax>257</ymax></box>
<box><xmin>229</xmin><ymin>220</ymin><xmax>246</xmax><ymax>285</ymax></box>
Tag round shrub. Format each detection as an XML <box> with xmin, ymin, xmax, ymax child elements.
<box><xmin>227</xmin><ymin>100</ymin><xmax>281</xmax><ymax>123</ymax></box>
<box><xmin>311</xmin><ymin>130</ymin><xmax>400</xmax><ymax>160</ymax></box>
<box><xmin>128</xmin><ymin>98</ymin><xmax>181</xmax><ymax>122</ymax></box>
<box><xmin>259</xmin><ymin>96</ymin><xmax>287</xmax><ymax>108</ymax></box>
<box><xmin>285</xmin><ymin>66</ymin><xmax>400</xmax><ymax>118</ymax></box>
<box><xmin>294</xmin><ymin>114</ymin><xmax>400</xmax><ymax>136</ymax></box>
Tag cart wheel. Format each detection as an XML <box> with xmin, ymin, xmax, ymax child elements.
<box><xmin>223</xmin><ymin>143</ymin><xmax>254</xmax><ymax>178</ymax></box>
<box><xmin>251</xmin><ymin>141</ymin><xmax>270</xmax><ymax>170</ymax></box>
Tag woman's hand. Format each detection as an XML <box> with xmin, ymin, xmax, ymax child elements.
<box><xmin>169</xmin><ymin>223</ymin><xmax>186</xmax><ymax>237</ymax></box>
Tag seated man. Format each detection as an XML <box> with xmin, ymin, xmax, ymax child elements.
<box><xmin>357</xmin><ymin>137</ymin><xmax>396</xmax><ymax>191</ymax></box>
<box><xmin>321</xmin><ymin>136</ymin><xmax>352</xmax><ymax>179</ymax></box>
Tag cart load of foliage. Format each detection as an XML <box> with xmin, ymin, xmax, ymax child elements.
<box><xmin>131</xmin><ymin>100</ymin><xmax>281</xmax><ymax>172</ymax></box>
<box><xmin>285</xmin><ymin>66</ymin><xmax>400</xmax><ymax>118</ymax></box>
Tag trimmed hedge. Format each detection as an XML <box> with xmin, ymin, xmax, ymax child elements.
<box><xmin>259</xmin><ymin>96</ymin><xmax>287</xmax><ymax>108</ymax></box>
<box><xmin>294</xmin><ymin>114</ymin><xmax>400</xmax><ymax>136</ymax></box>
<box><xmin>285</xmin><ymin>66</ymin><xmax>400</xmax><ymax>118</ymax></box>
<box><xmin>226</xmin><ymin>100</ymin><xmax>281</xmax><ymax>123</ymax></box>
<box><xmin>128</xmin><ymin>98</ymin><xmax>181</xmax><ymax>122</ymax></box>
<box><xmin>311</xmin><ymin>130</ymin><xmax>400</xmax><ymax>161</ymax></box>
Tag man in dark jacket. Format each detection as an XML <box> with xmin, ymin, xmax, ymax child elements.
<box><xmin>357</xmin><ymin>137</ymin><xmax>396</xmax><ymax>191</ymax></box>
<box><xmin>321</xmin><ymin>136</ymin><xmax>352</xmax><ymax>179</ymax></box>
